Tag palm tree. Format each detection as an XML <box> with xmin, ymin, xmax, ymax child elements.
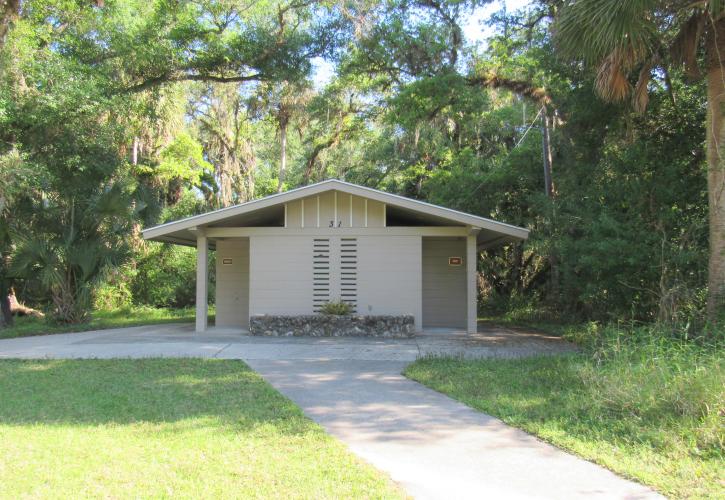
<box><xmin>11</xmin><ymin>182</ymin><xmax>137</xmax><ymax>323</ymax></box>
<box><xmin>553</xmin><ymin>0</ymin><xmax>725</xmax><ymax>323</ymax></box>
<box><xmin>193</xmin><ymin>83</ymin><xmax>257</xmax><ymax>207</ymax></box>
<box><xmin>250</xmin><ymin>81</ymin><xmax>313</xmax><ymax>192</ymax></box>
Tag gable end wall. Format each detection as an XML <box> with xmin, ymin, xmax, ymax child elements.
<box><xmin>285</xmin><ymin>191</ymin><xmax>385</xmax><ymax>229</ymax></box>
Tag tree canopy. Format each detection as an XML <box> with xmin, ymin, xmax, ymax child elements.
<box><xmin>0</xmin><ymin>0</ymin><xmax>720</xmax><ymax>332</ymax></box>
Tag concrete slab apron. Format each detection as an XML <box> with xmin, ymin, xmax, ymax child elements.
<box><xmin>246</xmin><ymin>359</ymin><xmax>661</xmax><ymax>500</ymax></box>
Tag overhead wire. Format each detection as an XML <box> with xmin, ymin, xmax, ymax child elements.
<box><xmin>464</xmin><ymin>105</ymin><xmax>545</xmax><ymax>202</ymax></box>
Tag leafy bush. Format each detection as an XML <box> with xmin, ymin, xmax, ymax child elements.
<box><xmin>131</xmin><ymin>242</ymin><xmax>214</xmax><ymax>308</ymax></box>
<box><xmin>94</xmin><ymin>267</ymin><xmax>134</xmax><ymax>311</ymax></box>
<box><xmin>319</xmin><ymin>301</ymin><xmax>353</xmax><ymax>315</ymax></box>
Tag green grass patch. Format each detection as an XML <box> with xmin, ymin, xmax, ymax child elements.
<box><xmin>0</xmin><ymin>306</ymin><xmax>214</xmax><ymax>339</ymax></box>
<box><xmin>0</xmin><ymin>359</ymin><xmax>402</xmax><ymax>498</ymax></box>
<box><xmin>404</xmin><ymin>333</ymin><xmax>724</xmax><ymax>499</ymax></box>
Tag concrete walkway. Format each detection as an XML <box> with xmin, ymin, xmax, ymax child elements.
<box><xmin>0</xmin><ymin>323</ymin><xmax>575</xmax><ymax>360</ymax></box>
<box><xmin>249</xmin><ymin>359</ymin><xmax>660</xmax><ymax>500</ymax></box>
<box><xmin>0</xmin><ymin>324</ymin><xmax>660</xmax><ymax>499</ymax></box>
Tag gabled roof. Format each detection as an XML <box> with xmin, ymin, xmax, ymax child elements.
<box><xmin>142</xmin><ymin>179</ymin><xmax>529</xmax><ymax>246</ymax></box>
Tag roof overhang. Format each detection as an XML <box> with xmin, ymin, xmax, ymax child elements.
<box><xmin>142</xmin><ymin>180</ymin><xmax>530</xmax><ymax>248</ymax></box>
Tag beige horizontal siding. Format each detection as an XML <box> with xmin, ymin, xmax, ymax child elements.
<box><xmin>247</xmin><ymin>234</ymin><xmax>421</xmax><ymax>330</ymax></box>
<box><xmin>249</xmin><ymin>236</ymin><xmax>314</xmax><ymax>315</ymax></box>
<box><xmin>422</xmin><ymin>237</ymin><xmax>466</xmax><ymax>328</ymax></box>
<box><xmin>357</xmin><ymin>235</ymin><xmax>422</xmax><ymax>330</ymax></box>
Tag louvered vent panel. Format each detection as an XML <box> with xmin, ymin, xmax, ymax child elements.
<box><xmin>313</xmin><ymin>238</ymin><xmax>330</xmax><ymax>312</ymax></box>
<box><xmin>339</xmin><ymin>238</ymin><xmax>357</xmax><ymax>312</ymax></box>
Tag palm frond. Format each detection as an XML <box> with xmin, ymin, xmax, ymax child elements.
<box><xmin>595</xmin><ymin>49</ymin><xmax>633</xmax><ymax>102</ymax></box>
<box><xmin>69</xmin><ymin>242</ymin><xmax>103</xmax><ymax>283</ymax></box>
<box><xmin>670</xmin><ymin>12</ymin><xmax>705</xmax><ymax>80</ymax></box>
<box><xmin>9</xmin><ymin>236</ymin><xmax>64</xmax><ymax>290</ymax></box>
<box><xmin>633</xmin><ymin>61</ymin><xmax>654</xmax><ymax>114</ymax></box>
<box><xmin>87</xmin><ymin>184</ymin><xmax>128</xmax><ymax>222</ymax></box>
<box><xmin>555</xmin><ymin>0</ymin><xmax>659</xmax><ymax>66</ymax></box>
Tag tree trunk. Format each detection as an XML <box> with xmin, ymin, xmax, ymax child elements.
<box><xmin>0</xmin><ymin>0</ymin><xmax>20</xmax><ymax>50</ymax></box>
<box><xmin>277</xmin><ymin>118</ymin><xmax>287</xmax><ymax>193</ymax></box>
<box><xmin>0</xmin><ymin>286</ymin><xmax>12</xmax><ymax>328</ymax></box>
<box><xmin>0</xmin><ymin>253</ymin><xmax>12</xmax><ymax>327</ymax></box>
<box><xmin>706</xmin><ymin>16</ymin><xmax>725</xmax><ymax>323</ymax></box>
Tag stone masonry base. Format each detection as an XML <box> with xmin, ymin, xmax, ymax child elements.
<box><xmin>249</xmin><ymin>314</ymin><xmax>416</xmax><ymax>338</ymax></box>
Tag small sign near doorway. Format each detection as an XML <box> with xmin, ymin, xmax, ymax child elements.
<box><xmin>448</xmin><ymin>257</ymin><xmax>462</xmax><ymax>266</ymax></box>
<box><xmin>222</xmin><ymin>258</ymin><xmax>233</xmax><ymax>265</ymax></box>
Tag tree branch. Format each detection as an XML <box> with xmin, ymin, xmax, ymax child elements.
<box><xmin>467</xmin><ymin>73</ymin><xmax>554</xmax><ymax>109</ymax></box>
<box><xmin>124</xmin><ymin>72</ymin><xmax>264</xmax><ymax>93</ymax></box>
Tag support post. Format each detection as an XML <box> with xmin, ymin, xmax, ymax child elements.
<box><xmin>196</xmin><ymin>231</ymin><xmax>208</xmax><ymax>332</ymax></box>
<box><xmin>466</xmin><ymin>233</ymin><xmax>478</xmax><ymax>334</ymax></box>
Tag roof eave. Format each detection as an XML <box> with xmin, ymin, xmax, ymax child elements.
<box><xmin>141</xmin><ymin>179</ymin><xmax>530</xmax><ymax>242</ymax></box>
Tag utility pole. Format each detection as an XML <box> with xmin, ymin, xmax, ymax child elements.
<box><xmin>541</xmin><ymin>106</ymin><xmax>553</xmax><ymax>198</ymax></box>
<box><xmin>541</xmin><ymin>105</ymin><xmax>559</xmax><ymax>303</ymax></box>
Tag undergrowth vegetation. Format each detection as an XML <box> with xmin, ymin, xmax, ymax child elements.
<box><xmin>575</xmin><ymin>326</ymin><xmax>723</xmax><ymax>454</ymax></box>
<box><xmin>405</xmin><ymin>324</ymin><xmax>724</xmax><ymax>499</ymax></box>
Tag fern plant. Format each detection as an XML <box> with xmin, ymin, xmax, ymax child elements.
<box><xmin>319</xmin><ymin>300</ymin><xmax>353</xmax><ymax>316</ymax></box>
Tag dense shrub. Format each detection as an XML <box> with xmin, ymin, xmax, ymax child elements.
<box><xmin>130</xmin><ymin>243</ymin><xmax>215</xmax><ymax>309</ymax></box>
<box><xmin>94</xmin><ymin>265</ymin><xmax>135</xmax><ymax>310</ymax></box>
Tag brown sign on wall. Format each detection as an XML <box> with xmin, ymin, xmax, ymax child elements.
<box><xmin>448</xmin><ymin>257</ymin><xmax>462</xmax><ymax>266</ymax></box>
<box><xmin>222</xmin><ymin>258</ymin><xmax>233</xmax><ymax>265</ymax></box>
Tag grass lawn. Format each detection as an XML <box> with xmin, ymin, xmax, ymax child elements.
<box><xmin>0</xmin><ymin>306</ymin><xmax>212</xmax><ymax>340</ymax></box>
<box><xmin>405</xmin><ymin>339</ymin><xmax>724</xmax><ymax>499</ymax></box>
<box><xmin>0</xmin><ymin>358</ymin><xmax>402</xmax><ymax>499</ymax></box>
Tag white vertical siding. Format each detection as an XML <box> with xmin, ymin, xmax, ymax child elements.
<box><xmin>319</xmin><ymin>191</ymin><xmax>336</xmax><ymax>227</ymax></box>
<box><xmin>352</xmin><ymin>195</ymin><xmax>366</xmax><ymax>227</ymax></box>
<box><xmin>337</xmin><ymin>193</ymin><xmax>351</xmax><ymax>228</ymax></box>
<box><xmin>286</xmin><ymin>199</ymin><xmax>303</xmax><ymax>228</ymax></box>
<box><xmin>366</xmin><ymin>199</ymin><xmax>385</xmax><ymax>227</ymax></box>
<box><xmin>303</xmin><ymin>197</ymin><xmax>317</xmax><ymax>228</ymax></box>
<box><xmin>277</xmin><ymin>191</ymin><xmax>385</xmax><ymax>228</ymax></box>
<box><xmin>215</xmin><ymin>238</ymin><xmax>250</xmax><ymax>328</ymax></box>
<box><xmin>357</xmin><ymin>235</ymin><xmax>422</xmax><ymax>330</ymax></box>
